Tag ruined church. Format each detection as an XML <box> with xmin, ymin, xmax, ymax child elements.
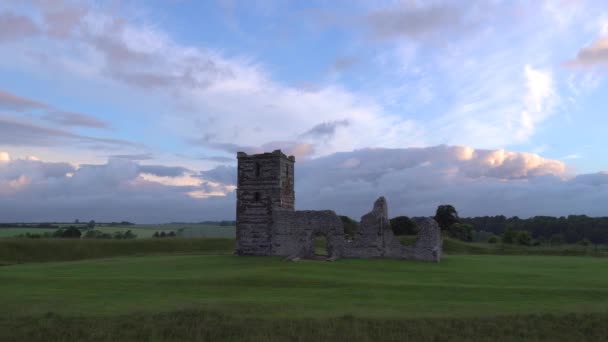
<box><xmin>235</xmin><ymin>150</ymin><xmax>442</xmax><ymax>262</ymax></box>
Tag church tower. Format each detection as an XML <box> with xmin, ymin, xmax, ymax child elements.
<box><xmin>235</xmin><ymin>150</ymin><xmax>295</xmax><ymax>255</ymax></box>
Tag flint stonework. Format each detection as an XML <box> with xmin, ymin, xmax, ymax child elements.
<box><xmin>235</xmin><ymin>150</ymin><xmax>442</xmax><ymax>262</ymax></box>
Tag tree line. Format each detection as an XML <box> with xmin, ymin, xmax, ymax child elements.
<box><xmin>382</xmin><ymin>205</ymin><xmax>607</xmax><ymax>247</ymax></box>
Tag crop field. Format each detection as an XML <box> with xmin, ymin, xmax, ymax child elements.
<box><xmin>0</xmin><ymin>245</ymin><xmax>607</xmax><ymax>341</ymax></box>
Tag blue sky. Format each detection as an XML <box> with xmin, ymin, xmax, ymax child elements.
<box><xmin>1</xmin><ymin>0</ymin><xmax>608</xmax><ymax>222</ymax></box>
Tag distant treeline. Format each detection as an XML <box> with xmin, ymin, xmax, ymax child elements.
<box><xmin>169</xmin><ymin>221</ymin><xmax>236</xmax><ymax>226</ymax></box>
<box><xmin>458</xmin><ymin>215</ymin><xmax>608</xmax><ymax>244</ymax></box>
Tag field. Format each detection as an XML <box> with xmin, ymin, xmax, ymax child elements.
<box><xmin>1</xmin><ymin>238</ymin><xmax>607</xmax><ymax>341</ymax></box>
<box><xmin>0</xmin><ymin>224</ymin><xmax>235</xmax><ymax>239</ymax></box>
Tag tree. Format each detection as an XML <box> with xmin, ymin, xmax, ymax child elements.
<box><xmin>448</xmin><ymin>223</ymin><xmax>473</xmax><ymax>242</ymax></box>
<box><xmin>589</xmin><ymin>228</ymin><xmax>606</xmax><ymax>253</ymax></box>
<box><xmin>550</xmin><ymin>234</ymin><xmax>564</xmax><ymax>246</ymax></box>
<box><xmin>153</xmin><ymin>231</ymin><xmax>160</xmax><ymax>238</ymax></box>
<box><xmin>434</xmin><ymin>205</ymin><xmax>459</xmax><ymax>230</ymax></box>
<box><xmin>340</xmin><ymin>216</ymin><xmax>359</xmax><ymax>238</ymax></box>
<box><xmin>389</xmin><ymin>216</ymin><xmax>418</xmax><ymax>236</ymax></box>
<box><xmin>87</xmin><ymin>220</ymin><xmax>96</xmax><ymax>230</ymax></box>
<box><xmin>515</xmin><ymin>230</ymin><xmax>532</xmax><ymax>246</ymax></box>
<box><xmin>502</xmin><ymin>228</ymin><xmax>516</xmax><ymax>244</ymax></box>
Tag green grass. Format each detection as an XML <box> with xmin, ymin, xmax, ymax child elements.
<box><xmin>0</xmin><ymin>254</ymin><xmax>607</xmax><ymax>340</ymax></box>
<box><xmin>0</xmin><ymin>238</ymin><xmax>234</xmax><ymax>264</ymax></box>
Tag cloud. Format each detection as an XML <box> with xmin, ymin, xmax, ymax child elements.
<box><xmin>0</xmin><ymin>89</ymin><xmax>48</xmax><ymax>111</ymax></box>
<box><xmin>518</xmin><ymin>65</ymin><xmax>556</xmax><ymax>140</ymax></box>
<box><xmin>139</xmin><ymin>164</ymin><xmax>190</xmax><ymax>177</ymax></box>
<box><xmin>109</xmin><ymin>153</ymin><xmax>154</xmax><ymax>161</ymax></box>
<box><xmin>331</xmin><ymin>56</ymin><xmax>359</xmax><ymax>72</ymax></box>
<box><xmin>567</xmin><ymin>36</ymin><xmax>608</xmax><ymax>66</ymax></box>
<box><xmin>0</xmin><ymin>116</ymin><xmax>133</xmax><ymax>148</ymax></box>
<box><xmin>1</xmin><ymin>145</ymin><xmax>607</xmax><ymax>222</ymax></box>
<box><xmin>0</xmin><ymin>154</ymin><xmax>234</xmax><ymax>222</ymax></box>
<box><xmin>301</xmin><ymin>120</ymin><xmax>350</xmax><ymax>139</ymax></box>
<box><xmin>43</xmin><ymin>111</ymin><xmax>110</xmax><ymax>128</ymax></box>
<box><xmin>0</xmin><ymin>88</ymin><xmax>110</xmax><ymax>129</ymax></box>
<box><xmin>362</xmin><ymin>4</ymin><xmax>469</xmax><ymax>40</ymax></box>
<box><xmin>0</xmin><ymin>11</ymin><xmax>40</xmax><ymax>42</ymax></box>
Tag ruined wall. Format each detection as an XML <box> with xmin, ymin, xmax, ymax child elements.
<box><xmin>234</xmin><ymin>150</ymin><xmax>442</xmax><ymax>262</ymax></box>
<box><xmin>402</xmin><ymin>218</ymin><xmax>443</xmax><ymax>262</ymax></box>
<box><xmin>235</xmin><ymin>150</ymin><xmax>295</xmax><ymax>256</ymax></box>
<box><xmin>271</xmin><ymin>209</ymin><xmax>344</xmax><ymax>259</ymax></box>
<box><xmin>343</xmin><ymin>197</ymin><xmax>442</xmax><ymax>262</ymax></box>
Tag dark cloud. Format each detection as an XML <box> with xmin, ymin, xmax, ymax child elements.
<box><xmin>301</xmin><ymin>120</ymin><xmax>350</xmax><ymax>139</ymax></box>
<box><xmin>0</xmin><ymin>11</ymin><xmax>40</xmax><ymax>42</ymax></box>
<box><xmin>360</xmin><ymin>4</ymin><xmax>476</xmax><ymax>41</ymax></box>
<box><xmin>332</xmin><ymin>56</ymin><xmax>359</xmax><ymax>72</ymax></box>
<box><xmin>43</xmin><ymin>111</ymin><xmax>110</xmax><ymax>129</ymax></box>
<box><xmin>1</xmin><ymin>145</ymin><xmax>607</xmax><ymax>222</ymax></box>
<box><xmin>197</xmin><ymin>155</ymin><xmax>235</xmax><ymax>163</ymax></box>
<box><xmin>199</xmin><ymin>165</ymin><xmax>237</xmax><ymax>185</ymax></box>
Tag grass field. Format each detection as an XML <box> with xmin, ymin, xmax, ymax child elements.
<box><xmin>1</xmin><ymin>254</ymin><xmax>607</xmax><ymax>341</ymax></box>
<box><xmin>0</xmin><ymin>224</ymin><xmax>235</xmax><ymax>239</ymax></box>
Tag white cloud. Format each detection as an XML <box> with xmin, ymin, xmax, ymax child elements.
<box><xmin>518</xmin><ymin>65</ymin><xmax>556</xmax><ymax>140</ymax></box>
<box><xmin>0</xmin><ymin>151</ymin><xmax>10</xmax><ymax>162</ymax></box>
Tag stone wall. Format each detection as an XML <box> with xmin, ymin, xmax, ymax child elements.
<box><xmin>343</xmin><ymin>197</ymin><xmax>442</xmax><ymax>262</ymax></box>
<box><xmin>234</xmin><ymin>150</ymin><xmax>443</xmax><ymax>262</ymax></box>
<box><xmin>271</xmin><ymin>209</ymin><xmax>344</xmax><ymax>259</ymax></box>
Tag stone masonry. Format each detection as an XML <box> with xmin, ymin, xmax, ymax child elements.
<box><xmin>235</xmin><ymin>150</ymin><xmax>442</xmax><ymax>262</ymax></box>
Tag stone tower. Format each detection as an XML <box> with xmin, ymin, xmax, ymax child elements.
<box><xmin>235</xmin><ymin>150</ymin><xmax>295</xmax><ymax>255</ymax></box>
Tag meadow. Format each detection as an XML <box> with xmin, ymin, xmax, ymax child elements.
<box><xmin>0</xmin><ymin>237</ymin><xmax>607</xmax><ymax>341</ymax></box>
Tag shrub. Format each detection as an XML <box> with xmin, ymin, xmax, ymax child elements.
<box><xmin>389</xmin><ymin>216</ymin><xmax>418</xmax><ymax>236</ymax></box>
<box><xmin>487</xmin><ymin>236</ymin><xmax>498</xmax><ymax>244</ymax></box>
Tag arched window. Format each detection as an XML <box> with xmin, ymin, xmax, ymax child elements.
<box><xmin>254</xmin><ymin>192</ymin><xmax>261</xmax><ymax>202</ymax></box>
<box><xmin>255</xmin><ymin>162</ymin><xmax>260</xmax><ymax>177</ymax></box>
<box><xmin>285</xmin><ymin>164</ymin><xmax>289</xmax><ymax>178</ymax></box>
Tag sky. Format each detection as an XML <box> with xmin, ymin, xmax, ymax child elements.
<box><xmin>1</xmin><ymin>0</ymin><xmax>608</xmax><ymax>222</ymax></box>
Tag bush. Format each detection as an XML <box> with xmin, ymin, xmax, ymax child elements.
<box><xmin>447</xmin><ymin>223</ymin><xmax>473</xmax><ymax>242</ymax></box>
<box><xmin>487</xmin><ymin>236</ymin><xmax>498</xmax><ymax>244</ymax></box>
<box><xmin>389</xmin><ymin>216</ymin><xmax>418</xmax><ymax>236</ymax></box>
<box><xmin>578</xmin><ymin>239</ymin><xmax>591</xmax><ymax>246</ymax></box>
